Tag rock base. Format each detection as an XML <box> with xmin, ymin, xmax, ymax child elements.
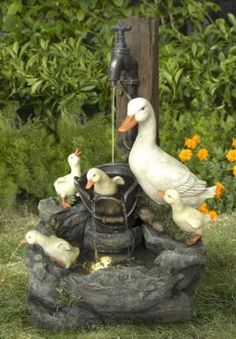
<box><xmin>24</xmin><ymin>198</ymin><xmax>205</xmax><ymax>329</ymax></box>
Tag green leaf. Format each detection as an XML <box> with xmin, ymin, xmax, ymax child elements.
<box><xmin>191</xmin><ymin>43</ymin><xmax>197</xmax><ymax>57</ymax></box>
<box><xmin>174</xmin><ymin>69</ymin><xmax>183</xmax><ymax>84</ymax></box>
<box><xmin>231</xmin><ymin>88</ymin><xmax>236</xmax><ymax>98</ymax></box>
<box><xmin>112</xmin><ymin>0</ymin><xmax>124</xmax><ymax>7</ymax></box>
<box><xmin>7</xmin><ymin>0</ymin><xmax>22</xmax><ymax>16</ymax></box>
<box><xmin>162</xmin><ymin>70</ymin><xmax>173</xmax><ymax>85</ymax></box>
<box><xmin>31</xmin><ymin>80</ymin><xmax>43</xmax><ymax>94</ymax></box>
<box><xmin>26</xmin><ymin>77</ymin><xmax>38</xmax><ymax>85</ymax></box>
<box><xmin>228</xmin><ymin>13</ymin><xmax>236</xmax><ymax>27</ymax></box>
<box><xmin>77</xmin><ymin>10</ymin><xmax>85</xmax><ymax>22</ymax></box>
<box><xmin>80</xmin><ymin>85</ymin><xmax>96</xmax><ymax>91</ymax></box>
<box><xmin>12</xmin><ymin>41</ymin><xmax>19</xmax><ymax>55</ymax></box>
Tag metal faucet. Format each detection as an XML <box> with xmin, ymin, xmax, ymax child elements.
<box><xmin>109</xmin><ymin>24</ymin><xmax>139</xmax><ymax>96</ymax></box>
<box><xmin>109</xmin><ymin>23</ymin><xmax>139</xmax><ymax>151</ymax></box>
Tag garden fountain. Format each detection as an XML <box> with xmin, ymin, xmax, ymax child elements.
<box><xmin>23</xmin><ymin>19</ymin><xmax>205</xmax><ymax>330</ymax></box>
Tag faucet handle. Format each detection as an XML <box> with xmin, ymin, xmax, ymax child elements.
<box><xmin>112</xmin><ymin>23</ymin><xmax>131</xmax><ymax>48</ymax></box>
<box><xmin>112</xmin><ymin>24</ymin><xmax>131</xmax><ymax>33</ymax></box>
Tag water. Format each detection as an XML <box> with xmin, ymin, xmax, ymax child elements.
<box><xmin>111</xmin><ymin>86</ymin><xmax>116</xmax><ymax>164</ymax></box>
<box><xmin>71</xmin><ymin>244</ymin><xmax>157</xmax><ymax>275</ymax></box>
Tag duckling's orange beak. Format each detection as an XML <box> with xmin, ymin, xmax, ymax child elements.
<box><xmin>20</xmin><ymin>238</ymin><xmax>27</xmax><ymax>245</ymax></box>
<box><xmin>85</xmin><ymin>179</ymin><xmax>94</xmax><ymax>189</ymax></box>
<box><xmin>157</xmin><ymin>190</ymin><xmax>165</xmax><ymax>197</ymax></box>
<box><xmin>118</xmin><ymin>115</ymin><xmax>137</xmax><ymax>132</ymax></box>
<box><xmin>74</xmin><ymin>149</ymin><xmax>81</xmax><ymax>157</ymax></box>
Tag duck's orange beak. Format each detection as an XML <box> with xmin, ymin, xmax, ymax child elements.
<box><xmin>20</xmin><ymin>238</ymin><xmax>27</xmax><ymax>245</ymax></box>
<box><xmin>74</xmin><ymin>149</ymin><xmax>81</xmax><ymax>157</ymax></box>
<box><xmin>85</xmin><ymin>179</ymin><xmax>94</xmax><ymax>189</ymax></box>
<box><xmin>118</xmin><ymin>115</ymin><xmax>137</xmax><ymax>132</ymax></box>
<box><xmin>157</xmin><ymin>190</ymin><xmax>165</xmax><ymax>197</ymax></box>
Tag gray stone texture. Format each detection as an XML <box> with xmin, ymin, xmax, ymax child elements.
<box><xmin>24</xmin><ymin>198</ymin><xmax>205</xmax><ymax>329</ymax></box>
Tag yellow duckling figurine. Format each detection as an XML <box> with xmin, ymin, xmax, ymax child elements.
<box><xmin>21</xmin><ymin>230</ymin><xmax>80</xmax><ymax>269</ymax></box>
<box><xmin>163</xmin><ymin>189</ymin><xmax>211</xmax><ymax>245</ymax></box>
<box><xmin>85</xmin><ymin>168</ymin><xmax>125</xmax><ymax>195</ymax></box>
<box><xmin>54</xmin><ymin>149</ymin><xmax>81</xmax><ymax>208</ymax></box>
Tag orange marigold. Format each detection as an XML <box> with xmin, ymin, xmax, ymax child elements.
<box><xmin>197</xmin><ymin>148</ymin><xmax>209</xmax><ymax>160</ymax></box>
<box><xmin>184</xmin><ymin>138</ymin><xmax>197</xmax><ymax>149</ymax></box>
<box><xmin>232</xmin><ymin>139</ymin><xmax>236</xmax><ymax>148</ymax></box>
<box><xmin>178</xmin><ymin>149</ymin><xmax>192</xmax><ymax>162</ymax></box>
<box><xmin>233</xmin><ymin>165</ymin><xmax>236</xmax><ymax>177</ymax></box>
<box><xmin>208</xmin><ymin>210</ymin><xmax>218</xmax><ymax>220</ymax></box>
<box><xmin>215</xmin><ymin>182</ymin><xmax>225</xmax><ymax>200</ymax></box>
<box><xmin>198</xmin><ymin>202</ymin><xmax>209</xmax><ymax>214</ymax></box>
<box><xmin>192</xmin><ymin>134</ymin><xmax>200</xmax><ymax>144</ymax></box>
<box><xmin>226</xmin><ymin>149</ymin><xmax>236</xmax><ymax>161</ymax></box>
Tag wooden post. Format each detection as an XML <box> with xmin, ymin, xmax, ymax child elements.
<box><xmin>116</xmin><ymin>16</ymin><xmax>159</xmax><ymax>146</ymax></box>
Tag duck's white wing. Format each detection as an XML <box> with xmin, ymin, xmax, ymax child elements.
<box><xmin>54</xmin><ymin>178</ymin><xmax>66</xmax><ymax>185</ymax></box>
<box><xmin>54</xmin><ymin>174</ymin><xmax>70</xmax><ymax>185</ymax></box>
<box><xmin>147</xmin><ymin>147</ymin><xmax>207</xmax><ymax>197</ymax></box>
<box><xmin>181</xmin><ymin>208</ymin><xmax>208</xmax><ymax>229</ymax></box>
<box><xmin>112</xmin><ymin>176</ymin><xmax>125</xmax><ymax>185</ymax></box>
<box><xmin>49</xmin><ymin>236</ymin><xmax>71</xmax><ymax>251</ymax></box>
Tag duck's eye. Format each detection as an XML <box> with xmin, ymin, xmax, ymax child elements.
<box><xmin>140</xmin><ymin>106</ymin><xmax>145</xmax><ymax>111</ymax></box>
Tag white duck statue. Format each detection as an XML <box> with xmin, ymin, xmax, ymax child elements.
<box><xmin>21</xmin><ymin>230</ymin><xmax>80</xmax><ymax>268</ymax></box>
<box><xmin>163</xmin><ymin>189</ymin><xmax>211</xmax><ymax>245</ymax></box>
<box><xmin>54</xmin><ymin>149</ymin><xmax>81</xmax><ymax>208</ymax></box>
<box><xmin>85</xmin><ymin>167</ymin><xmax>125</xmax><ymax>195</ymax></box>
<box><xmin>118</xmin><ymin>97</ymin><xmax>216</xmax><ymax>207</ymax></box>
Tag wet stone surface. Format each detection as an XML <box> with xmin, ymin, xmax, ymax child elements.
<box><xmin>24</xmin><ymin>198</ymin><xmax>206</xmax><ymax>329</ymax></box>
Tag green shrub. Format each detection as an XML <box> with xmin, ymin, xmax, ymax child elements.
<box><xmin>0</xmin><ymin>112</ymin><xmax>112</xmax><ymax>209</ymax></box>
<box><xmin>0</xmin><ymin>0</ymin><xmax>235</xmax><ymax>213</ymax></box>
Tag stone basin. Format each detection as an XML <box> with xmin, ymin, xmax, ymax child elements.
<box><xmin>24</xmin><ymin>198</ymin><xmax>205</xmax><ymax>330</ymax></box>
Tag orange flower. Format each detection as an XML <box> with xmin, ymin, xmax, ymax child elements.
<box><xmin>232</xmin><ymin>139</ymin><xmax>236</xmax><ymax>148</ymax></box>
<box><xmin>215</xmin><ymin>182</ymin><xmax>225</xmax><ymax>200</ymax></box>
<box><xmin>178</xmin><ymin>149</ymin><xmax>192</xmax><ymax>162</ymax></box>
<box><xmin>208</xmin><ymin>210</ymin><xmax>218</xmax><ymax>220</ymax></box>
<box><xmin>197</xmin><ymin>148</ymin><xmax>209</xmax><ymax>160</ymax></box>
<box><xmin>185</xmin><ymin>138</ymin><xmax>197</xmax><ymax>149</ymax></box>
<box><xmin>198</xmin><ymin>202</ymin><xmax>209</xmax><ymax>214</ymax></box>
<box><xmin>226</xmin><ymin>149</ymin><xmax>236</xmax><ymax>161</ymax></box>
<box><xmin>233</xmin><ymin>165</ymin><xmax>236</xmax><ymax>177</ymax></box>
<box><xmin>192</xmin><ymin>134</ymin><xmax>200</xmax><ymax>144</ymax></box>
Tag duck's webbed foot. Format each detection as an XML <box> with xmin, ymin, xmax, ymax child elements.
<box><xmin>186</xmin><ymin>235</ymin><xmax>202</xmax><ymax>246</ymax></box>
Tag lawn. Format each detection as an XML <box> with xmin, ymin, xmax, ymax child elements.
<box><xmin>0</xmin><ymin>205</ymin><xmax>236</xmax><ymax>339</ymax></box>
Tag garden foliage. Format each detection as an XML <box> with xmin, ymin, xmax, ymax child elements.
<box><xmin>0</xmin><ymin>0</ymin><xmax>235</xmax><ymax>212</ymax></box>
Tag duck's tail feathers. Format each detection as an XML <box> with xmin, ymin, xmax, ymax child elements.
<box><xmin>113</xmin><ymin>176</ymin><xmax>125</xmax><ymax>185</ymax></box>
<box><xmin>203</xmin><ymin>185</ymin><xmax>216</xmax><ymax>199</ymax></box>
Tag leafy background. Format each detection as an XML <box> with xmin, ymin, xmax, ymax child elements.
<box><xmin>0</xmin><ymin>0</ymin><xmax>235</xmax><ymax>212</ymax></box>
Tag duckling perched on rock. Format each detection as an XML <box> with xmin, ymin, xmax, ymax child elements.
<box><xmin>21</xmin><ymin>230</ymin><xmax>80</xmax><ymax>268</ymax></box>
<box><xmin>86</xmin><ymin>168</ymin><xmax>125</xmax><ymax>195</ymax></box>
<box><xmin>118</xmin><ymin>97</ymin><xmax>216</xmax><ymax>207</ymax></box>
<box><xmin>163</xmin><ymin>189</ymin><xmax>211</xmax><ymax>245</ymax></box>
<box><xmin>54</xmin><ymin>149</ymin><xmax>81</xmax><ymax>208</ymax></box>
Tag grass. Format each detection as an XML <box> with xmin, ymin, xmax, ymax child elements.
<box><xmin>0</xmin><ymin>205</ymin><xmax>236</xmax><ymax>339</ymax></box>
